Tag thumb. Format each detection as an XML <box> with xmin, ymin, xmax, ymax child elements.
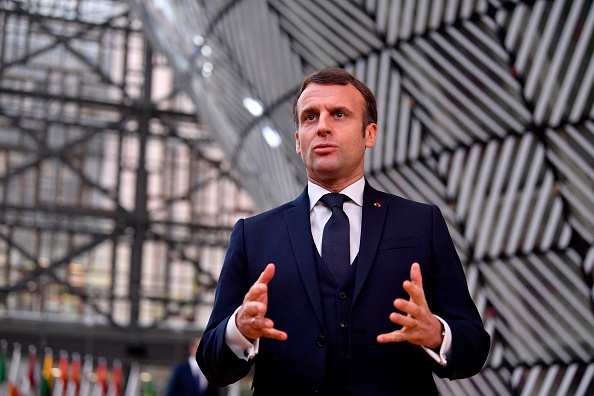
<box><xmin>257</xmin><ymin>263</ymin><xmax>276</xmax><ymax>285</ymax></box>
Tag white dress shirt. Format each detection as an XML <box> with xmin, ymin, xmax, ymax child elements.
<box><xmin>189</xmin><ymin>356</ymin><xmax>208</xmax><ymax>392</ymax></box>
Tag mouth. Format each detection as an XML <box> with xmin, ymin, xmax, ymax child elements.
<box><xmin>313</xmin><ymin>143</ymin><xmax>337</xmax><ymax>154</ymax></box>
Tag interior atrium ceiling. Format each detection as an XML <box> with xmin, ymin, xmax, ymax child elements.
<box><xmin>0</xmin><ymin>0</ymin><xmax>593</xmax><ymax>394</ymax></box>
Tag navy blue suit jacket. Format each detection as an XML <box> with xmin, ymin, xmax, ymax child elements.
<box><xmin>166</xmin><ymin>360</ymin><xmax>218</xmax><ymax>396</ymax></box>
<box><xmin>198</xmin><ymin>183</ymin><xmax>490</xmax><ymax>395</ymax></box>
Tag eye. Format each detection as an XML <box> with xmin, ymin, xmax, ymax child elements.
<box><xmin>305</xmin><ymin>114</ymin><xmax>317</xmax><ymax>121</ymax></box>
<box><xmin>335</xmin><ymin>112</ymin><xmax>345</xmax><ymax>119</ymax></box>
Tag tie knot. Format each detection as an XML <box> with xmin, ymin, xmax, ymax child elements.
<box><xmin>320</xmin><ymin>193</ymin><xmax>348</xmax><ymax>209</ymax></box>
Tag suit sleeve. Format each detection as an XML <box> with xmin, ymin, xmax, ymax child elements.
<box><xmin>197</xmin><ymin>219</ymin><xmax>255</xmax><ymax>386</ymax></box>
<box><xmin>428</xmin><ymin>205</ymin><xmax>491</xmax><ymax>379</ymax></box>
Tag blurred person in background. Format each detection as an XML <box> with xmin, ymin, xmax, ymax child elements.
<box><xmin>166</xmin><ymin>337</ymin><xmax>219</xmax><ymax>396</ymax></box>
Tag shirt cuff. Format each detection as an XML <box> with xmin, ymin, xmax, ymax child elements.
<box><xmin>224</xmin><ymin>307</ymin><xmax>260</xmax><ymax>361</ymax></box>
<box><xmin>422</xmin><ymin>315</ymin><xmax>452</xmax><ymax>366</ymax></box>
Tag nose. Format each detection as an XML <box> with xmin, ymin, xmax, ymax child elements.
<box><xmin>316</xmin><ymin>113</ymin><xmax>331</xmax><ymax>136</ymax></box>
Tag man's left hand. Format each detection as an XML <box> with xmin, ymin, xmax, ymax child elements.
<box><xmin>376</xmin><ymin>262</ymin><xmax>443</xmax><ymax>349</ymax></box>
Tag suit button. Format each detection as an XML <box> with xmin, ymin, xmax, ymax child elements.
<box><xmin>317</xmin><ymin>336</ymin><xmax>326</xmax><ymax>347</ymax></box>
<box><xmin>342</xmin><ymin>351</ymin><xmax>350</xmax><ymax>359</ymax></box>
<box><xmin>338</xmin><ymin>291</ymin><xmax>347</xmax><ymax>299</ymax></box>
<box><xmin>340</xmin><ymin>320</ymin><xmax>348</xmax><ymax>328</ymax></box>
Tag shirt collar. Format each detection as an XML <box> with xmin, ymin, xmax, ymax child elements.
<box><xmin>308</xmin><ymin>177</ymin><xmax>365</xmax><ymax>211</ymax></box>
<box><xmin>188</xmin><ymin>356</ymin><xmax>199</xmax><ymax>373</ymax></box>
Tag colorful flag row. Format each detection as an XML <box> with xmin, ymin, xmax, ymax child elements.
<box><xmin>0</xmin><ymin>340</ymin><xmax>149</xmax><ymax>396</ymax></box>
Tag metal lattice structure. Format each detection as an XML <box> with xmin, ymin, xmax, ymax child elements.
<box><xmin>129</xmin><ymin>0</ymin><xmax>594</xmax><ymax>394</ymax></box>
<box><xmin>0</xmin><ymin>0</ymin><xmax>255</xmax><ymax>365</ymax></box>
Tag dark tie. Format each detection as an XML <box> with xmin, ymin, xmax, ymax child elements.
<box><xmin>320</xmin><ymin>193</ymin><xmax>350</xmax><ymax>281</ymax></box>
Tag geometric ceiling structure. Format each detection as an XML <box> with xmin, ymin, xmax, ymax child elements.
<box><xmin>128</xmin><ymin>0</ymin><xmax>594</xmax><ymax>394</ymax></box>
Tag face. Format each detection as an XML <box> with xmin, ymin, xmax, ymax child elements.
<box><xmin>295</xmin><ymin>83</ymin><xmax>377</xmax><ymax>189</ymax></box>
<box><xmin>189</xmin><ymin>338</ymin><xmax>200</xmax><ymax>356</ymax></box>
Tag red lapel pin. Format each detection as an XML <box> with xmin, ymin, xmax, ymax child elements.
<box><xmin>374</xmin><ymin>202</ymin><xmax>381</xmax><ymax>207</ymax></box>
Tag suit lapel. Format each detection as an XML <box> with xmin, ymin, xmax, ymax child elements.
<box><xmin>353</xmin><ymin>183</ymin><xmax>387</xmax><ymax>303</ymax></box>
<box><xmin>284</xmin><ymin>188</ymin><xmax>324</xmax><ymax>327</ymax></box>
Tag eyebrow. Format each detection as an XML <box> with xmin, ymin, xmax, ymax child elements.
<box><xmin>300</xmin><ymin>104</ymin><xmax>351</xmax><ymax>116</ymax></box>
<box><xmin>330</xmin><ymin>105</ymin><xmax>351</xmax><ymax>114</ymax></box>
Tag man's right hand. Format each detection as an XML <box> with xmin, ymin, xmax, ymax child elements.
<box><xmin>236</xmin><ymin>263</ymin><xmax>288</xmax><ymax>342</ymax></box>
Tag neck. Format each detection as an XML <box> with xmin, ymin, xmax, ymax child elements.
<box><xmin>308</xmin><ymin>174</ymin><xmax>363</xmax><ymax>193</ymax></box>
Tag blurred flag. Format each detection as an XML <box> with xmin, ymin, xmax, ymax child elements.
<box><xmin>0</xmin><ymin>340</ymin><xmax>7</xmax><ymax>393</ymax></box>
<box><xmin>27</xmin><ymin>345</ymin><xmax>38</xmax><ymax>396</ymax></box>
<box><xmin>8</xmin><ymin>343</ymin><xmax>21</xmax><ymax>396</ymax></box>
<box><xmin>123</xmin><ymin>362</ymin><xmax>139</xmax><ymax>396</ymax></box>
<box><xmin>52</xmin><ymin>378</ymin><xmax>64</xmax><ymax>396</ymax></box>
<box><xmin>11</xmin><ymin>344</ymin><xmax>35</xmax><ymax>396</ymax></box>
<box><xmin>59</xmin><ymin>350</ymin><xmax>69</xmax><ymax>386</ymax></box>
<box><xmin>64</xmin><ymin>352</ymin><xmax>81</xmax><ymax>396</ymax></box>
<box><xmin>52</xmin><ymin>350</ymin><xmax>69</xmax><ymax>396</ymax></box>
<box><xmin>90</xmin><ymin>382</ymin><xmax>103</xmax><ymax>396</ymax></box>
<box><xmin>40</xmin><ymin>348</ymin><xmax>53</xmax><ymax>396</ymax></box>
<box><xmin>96</xmin><ymin>357</ymin><xmax>108</xmax><ymax>396</ymax></box>
<box><xmin>110</xmin><ymin>359</ymin><xmax>122</xmax><ymax>396</ymax></box>
<box><xmin>78</xmin><ymin>355</ymin><xmax>93</xmax><ymax>396</ymax></box>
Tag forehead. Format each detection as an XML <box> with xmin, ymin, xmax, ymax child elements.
<box><xmin>296</xmin><ymin>83</ymin><xmax>365</xmax><ymax>112</ymax></box>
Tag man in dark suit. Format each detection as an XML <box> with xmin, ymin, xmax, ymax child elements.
<box><xmin>198</xmin><ymin>68</ymin><xmax>490</xmax><ymax>395</ymax></box>
<box><xmin>166</xmin><ymin>338</ymin><xmax>218</xmax><ymax>396</ymax></box>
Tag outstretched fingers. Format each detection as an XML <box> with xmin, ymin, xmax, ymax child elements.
<box><xmin>238</xmin><ymin>263</ymin><xmax>288</xmax><ymax>341</ymax></box>
<box><xmin>377</xmin><ymin>262</ymin><xmax>442</xmax><ymax>348</ymax></box>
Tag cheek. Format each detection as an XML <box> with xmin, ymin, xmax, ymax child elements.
<box><xmin>298</xmin><ymin>135</ymin><xmax>311</xmax><ymax>152</ymax></box>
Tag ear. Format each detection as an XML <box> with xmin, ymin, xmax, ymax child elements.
<box><xmin>365</xmin><ymin>123</ymin><xmax>378</xmax><ymax>149</ymax></box>
<box><xmin>295</xmin><ymin>131</ymin><xmax>301</xmax><ymax>155</ymax></box>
